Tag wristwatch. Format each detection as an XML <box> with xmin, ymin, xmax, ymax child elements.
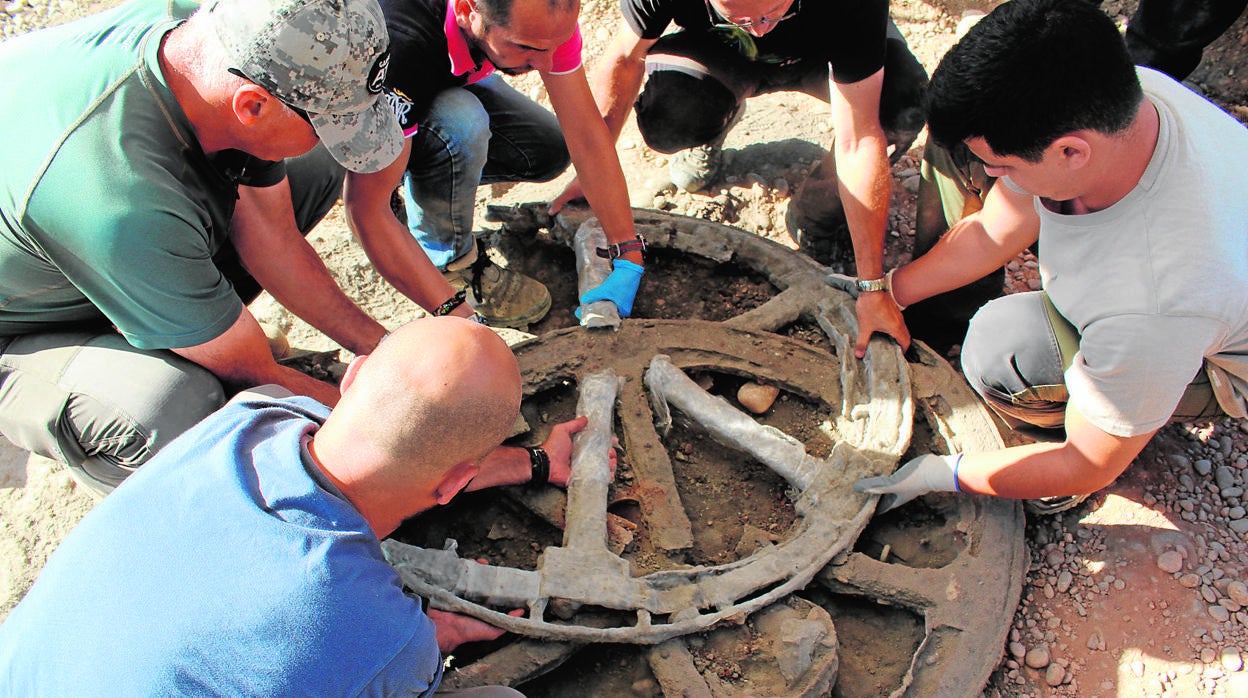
<box><xmin>856</xmin><ymin>276</ymin><xmax>889</xmax><ymax>293</ymax></box>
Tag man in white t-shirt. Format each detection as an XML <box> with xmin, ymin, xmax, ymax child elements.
<box><xmin>853</xmin><ymin>0</ymin><xmax>1248</xmax><ymax>514</ymax></box>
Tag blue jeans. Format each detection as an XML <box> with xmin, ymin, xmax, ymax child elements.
<box><xmin>402</xmin><ymin>74</ymin><xmax>571</xmax><ymax>269</ymax></box>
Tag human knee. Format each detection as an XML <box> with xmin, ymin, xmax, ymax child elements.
<box><xmin>879</xmin><ymin>35</ymin><xmax>928</xmax><ymax>155</ymax></box>
<box><xmin>285</xmin><ymin>144</ymin><xmax>346</xmax><ymax>233</ymax></box>
<box><xmin>0</xmin><ymin>333</ymin><xmax>225</xmax><ymax>492</ymax></box>
<box><xmin>419</xmin><ymin>89</ymin><xmax>492</xmax><ymax>166</ymax></box>
<box><xmin>961</xmin><ymin>294</ymin><xmax>1069</xmax><ymax>420</ymax></box>
<box><xmin>635</xmin><ymin>69</ymin><xmax>739</xmax><ymax>153</ymax></box>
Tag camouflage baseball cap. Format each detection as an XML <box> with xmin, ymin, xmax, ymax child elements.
<box><xmin>208</xmin><ymin>0</ymin><xmax>402</xmax><ymax>173</ymax></box>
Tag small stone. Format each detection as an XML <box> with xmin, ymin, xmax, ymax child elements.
<box><xmin>1216</xmin><ymin>465</ymin><xmax>1237</xmax><ymax>490</ymax></box>
<box><xmin>1231</xmin><ymin>519</ymin><xmax>1248</xmax><ymax>534</ymax></box>
<box><xmin>631</xmin><ymin>678</ymin><xmax>657</xmax><ymax>694</ymax></box>
<box><xmin>1045</xmin><ymin>663</ymin><xmax>1065</xmax><ymax>687</ymax></box>
<box><xmin>1202</xmin><ymin>647</ymin><xmax>1218</xmax><ymax>663</ymax></box>
<box><xmin>1223</xmin><ymin>647</ymin><xmax>1244</xmax><ymax>672</ymax></box>
<box><xmin>1227</xmin><ymin>581</ymin><xmax>1248</xmax><ymax>606</ymax></box>
<box><xmin>1025</xmin><ymin>645</ymin><xmax>1051</xmax><ymax>669</ymax></box>
<box><xmin>1158</xmin><ymin>550</ymin><xmax>1185</xmax><ymax>573</ymax></box>
<box><xmin>1203</xmin><ymin>584</ymin><xmax>1220</xmax><ymax>603</ymax></box>
<box><xmin>1131</xmin><ymin>660</ymin><xmax>1146</xmax><ymax>677</ymax></box>
<box><xmin>1009</xmin><ymin>641</ymin><xmax>1026</xmax><ymax>660</ymax></box>
<box><xmin>1057</xmin><ymin>570</ymin><xmax>1073</xmax><ymax>593</ymax></box>
<box><xmin>1196</xmin><ymin>459</ymin><xmax>1214</xmax><ymax>476</ymax></box>
<box><xmin>737</xmin><ymin>382</ymin><xmax>780</xmax><ymax>414</ymax></box>
<box><xmin>1210</xmin><ymin>605</ymin><xmax>1231</xmax><ymax>622</ymax></box>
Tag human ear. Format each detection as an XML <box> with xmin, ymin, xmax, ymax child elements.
<box><xmin>1053</xmin><ymin>134</ymin><xmax>1091</xmax><ymax>170</ymax></box>
<box><xmin>231</xmin><ymin>84</ymin><xmax>272</xmax><ymax>125</ymax></box>
<box><xmin>452</xmin><ymin>0</ymin><xmax>476</xmax><ymax>27</ymax></box>
<box><xmin>338</xmin><ymin>354</ymin><xmax>369</xmax><ymax>396</ymax></box>
<box><xmin>434</xmin><ymin>462</ymin><xmax>480</xmax><ymax>505</ymax></box>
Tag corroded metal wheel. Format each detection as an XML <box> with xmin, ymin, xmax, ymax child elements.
<box><xmin>385</xmin><ymin>206</ymin><xmax>1025</xmax><ymax>696</ymax></box>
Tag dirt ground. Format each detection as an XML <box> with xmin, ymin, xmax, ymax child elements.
<box><xmin>3</xmin><ymin>0</ymin><xmax>1248</xmax><ymax>695</ymax></box>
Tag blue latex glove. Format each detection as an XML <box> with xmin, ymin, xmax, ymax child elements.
<box><xmin>578</xmin><ymin>260</ymin><xmax>644</xmax><ymax>318</ymax></box>
<box><xmin>853</xmin><ymin>453</ymin><xmax>962</xmax><ymax>514</ymax></box>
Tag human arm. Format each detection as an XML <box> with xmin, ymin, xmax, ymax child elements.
<box><xmin>542</xmin><ymin>69</ymin><xmax>640</xmax><ymax>262</ymax></box>
<box><xmin>544</xmin><ymin>67</ymin><xmax>645</xmax><ymax>314</ymax></box>
<box><xmin>427</xmin><ymin>608</ymin><xmax>523</xmax><ymax>653</ymax></box>
<box><xmin>343</xmin><ymin>139</ymin><xmax>477</xmax><ymax>318</ymax></box>
<box><xmin>172</xmin><ymin>306</ymin><xmax>342</xmax><ymax>406</ymax></box>
<box><xmin>231</xmin><ymin>177</ymin><xmax>388</xmax><ymax>355</ymax></box>
<box><xmin>463</xmin><ymin>416</ymin><xmax>618</xmax><ymax>491</ymax></box>
<box><xmin>550</xmin><ymin>22</ymin><xmax>656</xmax><ymax>210</ymax></box>
<box><xmin>889</xmin><ymin>179</ymin><xmax>1040</xmax><ymax>308</ymax></box>
<box><xmin>827</xmin><ymin>68</ymin><xmax>905</xmax><ymax>358</ymax></box>
<box><xmin>855</xmin><ymin>403</ymin><xmax>1155</xmax><ymax>511</ymax></box>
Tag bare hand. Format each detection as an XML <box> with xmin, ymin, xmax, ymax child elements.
<box><xmin>549</xmin><ymin>177</ymin><xmax>585</xmax><ymax>215</ymax></box>
<box><xmin>428</xmin><ymin>607</ymin><xmax>524</xmax><ymax>654</ymax></box>
<box><xmin>853</xmin><ymin>292</ymin><xmax>910</xmax><ymax>358</ymax></box>
<box><xmin>542</xmin><ymin>415</ymin><xmax>619</xmax><ymax>487</ymax></box>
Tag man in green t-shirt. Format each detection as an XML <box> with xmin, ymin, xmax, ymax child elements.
<box><xmin>0</xmin><ymin>0</ymin><xmax>421</xmax><ymax>495</ymax></box>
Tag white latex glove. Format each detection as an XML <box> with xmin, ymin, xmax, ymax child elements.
<box><xmin>853</xmin><ymin>453</ymin><xmax>962</xmax><ymax>514</ymax></box>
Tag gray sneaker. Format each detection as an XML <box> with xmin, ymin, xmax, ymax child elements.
<box><xmin>669</xmin><ymin>142</ymin><xmax>724</xmax><ymax>193</ymax></box>
<box><xmin>442</xmin><ymin>242</ymin><xmax>551</xmax><ymax>328</ymax></box>
<box><xmin>667</xmin><ymin>106</ymin><xmax>743</xmax><ymax>193</ymax></box>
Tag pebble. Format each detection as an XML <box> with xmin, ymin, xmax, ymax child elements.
<box><xmin>1209</xmin><ymin>605</ymin><xmax>1231</xmax><ymax>622</ymax></box>
<box><xmin>1056</xmin><ymin>570</ymin><xmax>1073</xmax><ymax>593</ymax></box>
<box><xmin>1196</xmin><ymin>459</ymin><xmax>1214</xmax><ymax>476</ymax></box>
<box><xmin>1131</xmin><ymin>660</ymin><xmax>1146</xmax><ymax>677</ymax></box>
<box><xmin>1216</xmin><ymin>465</ymin><xmax>1237</xmax><ymax>491</ymax></box>
<box><xmin>1227</xmin><ymin>581</ymin><xmax>1248</xmax><ymax>606</ymax></box>
<box><xmin>1180</xmin><ymin>573</ymin><xmax>1202</xmax><ymax>588</ymax></box>
<box><xmin>1044</xmin><ymin>663</ymin><xmax>1065</xmax><ymax>687</ymax></box>
<box><xmin>1025</xmin><ymin>645</ymin><xmax>1051</xmax><ymax>669</ymax></box>
<box><xmin>737</xmin><ymin>382</ymin><xmax>780</xmax><ymax>414</ymax></box>
<box><xmin>1202</xmin><ymin>647</ymin><xmax>1218</xmax><ymax>663</ymax></box>
<box><xmin>1223</xmin><ymin>647</ymin><xmax>1244</xmax><ymax>672</ymax></box>
<box><xmin>1157</xmin><ymin>550</ymin><xmax>1184</xmax><ymax>573</ymax></box>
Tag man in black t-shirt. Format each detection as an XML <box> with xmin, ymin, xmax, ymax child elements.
<box><xmin>553</xmin><ymin>0</ymin><xmax>927</xmax><ymax>355</ymax></box>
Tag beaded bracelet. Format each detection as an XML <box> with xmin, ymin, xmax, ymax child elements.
<box><xmin>434</xmin><ymin>289</ymin><xmax>468</xmax><ymax>317</ymax></box>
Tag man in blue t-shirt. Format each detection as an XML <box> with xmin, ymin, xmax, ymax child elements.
<box><xmin>0</xmin><ymin>316</ymin><xmax>599</xmax><ymax>695</ymax></box>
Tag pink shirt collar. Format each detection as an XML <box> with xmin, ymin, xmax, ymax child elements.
<box><xmin>444</xmin><ymin>0</ymin><xmax>495</xmax><ymax>84</ymax></box>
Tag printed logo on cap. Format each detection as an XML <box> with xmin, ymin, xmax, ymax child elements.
<box><xmin>367</xmin><ymin>51</ymin><xmax>391</xmax><ymax>95</ymax></box>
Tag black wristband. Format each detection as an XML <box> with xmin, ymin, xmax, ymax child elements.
<box><xmin>526</xmin><ymin>446</ymin><xmax>550</xmax><ymax>488</ymax></box>
<box><xmin>434</xmin><ymin>289</ymin><xmax>468</xmax><ymax>316</ymax></box>
<box><xmin>595</xmin><ymin>234</ymin><xmax>647</xmax><ymax>260</ymax></box>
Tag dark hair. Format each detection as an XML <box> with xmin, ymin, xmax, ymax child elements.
<box><xmin>476</xmin><ymin>0</ymin><xmax>577</xmax><ymax>28</ymax></box>
<box><xmin>924</xmin><ymin>0</ymin><xmax>1143</xmax><ymax>161</ymax></box>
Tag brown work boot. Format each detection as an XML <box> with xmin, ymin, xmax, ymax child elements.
<box><xmin>785</xmin><ymin>160</ymin><xmax>854</xmax><ymax>272</ymax></box>
<box><xmin>442</xmin><ymin>241</ymin><xmax>551</xmax><ymax>328</ymax></box>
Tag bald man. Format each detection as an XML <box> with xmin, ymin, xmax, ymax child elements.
<box><xmin>0</xmin><ymin>317</ymin><xmax>594</xmax><ymax>696</ymax></box>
